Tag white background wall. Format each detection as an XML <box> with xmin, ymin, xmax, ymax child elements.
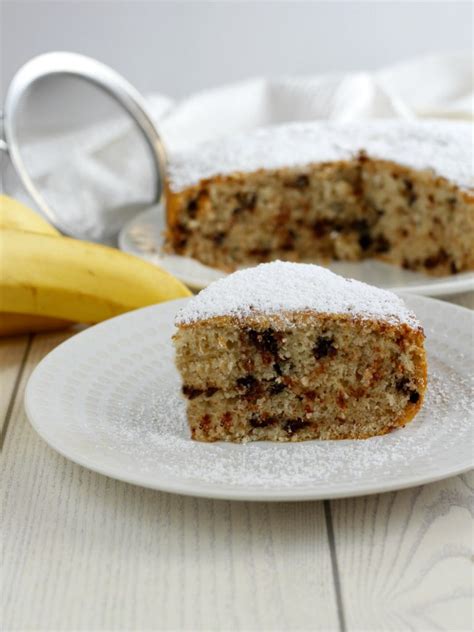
<box><xmin>2</xmin><ymin>0</ymin><xmax>472</xmax><ymax>100</ymax></box>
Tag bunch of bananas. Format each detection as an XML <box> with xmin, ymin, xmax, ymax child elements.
<box><xmin>0</xmin><ymin>195</ymin><xmax>191</xmax><ymax>336</ymax></box>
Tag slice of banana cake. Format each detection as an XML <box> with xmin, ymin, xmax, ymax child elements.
<box><xmin>173</xmin><ymin>261</ymin><xmax>427</xmax><ymax>443</ymax></box>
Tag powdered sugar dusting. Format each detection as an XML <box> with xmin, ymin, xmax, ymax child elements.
<box><xmin>176</xmin><ymin>261</ymin><xmax>421</xmax><ymax>329</ymax></box>
<box><xmin>167</xmin><ymin>120</ymin><xmax>473</xmax><ymax>193</ymax></box>
<box><xmin>80</xmin><ymin>351</ymin><xmax>472</xmax><ymax>490</ymax></box>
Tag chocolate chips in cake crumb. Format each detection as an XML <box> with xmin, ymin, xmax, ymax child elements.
<box><xmin>273</xmin><ymin>362</ymin><xmax>283</xmax><ymax>376</ymax></box>
<box><xmin>373</xmin><ymin>235</ymin><xmax>391</xmax><ymax>254</ymax></box>
<box><xmin>236</xmin><ymin>375</ymin><xmax>261</xmax><ymax>400</ymax></box>
<box><xmin>182</xmin><ymin>385</ymin><xmax>203</xmax><ymax>399</ymax></box>
<box><xmin>281</xmin><ymin>229</ymin><xmax>297</xmax><ymax>251</ymax></box>
<box><xmin>236</xmin><ymin>374</ymin><xmax>258</xmax><ymax>390</ymax></box>
<box><xmin>424</xmin><ymin>249</ymin><xmax>449</xmax><ymax>270</ymax></box>
<box><xmin>351</xmin><ymin>219</ymin><xmax>373</xmax><ymax>252</ymax></box>
<box><xmin>235</xmin><ymin>191</ymin><xmax>257</xmax><ymax>212</ymax></box>
<box><xmin>174</xmin><ymin>263</ymin><xmax>427</xmax><ymax>443</ymax></box>
<box><xmin>212</xmin><ymin>232</ymin><xmax>226</xmax><ymax>246</ymax></box>
<box><xmin>248</xmin><ymin>247</ymin><xmax>272</xmax><ymax>259</ymax></box>
<box><xmin>268</xmin><ymin>380</ymin><xmax>286</xmax><ymax>395</ymax></box>
<box><xmin>183</xmin><ymin>385</ymin><xmax>219</xmax><ymax>399</ymax></box>
<box><xmin>283</xmin><ymin>418</ymin><xmax>310</xmax><ymax>435</ymax></box>
<box><xmin>313</xmin><ymin>220</ymin><xmax>331</xmax><ymax>238</ymax></box>
<box><xmin>166</xmin><ymin>122</ymin><xmax>473</xmax><ymax>277</ymax></box>
<box><xmin>174</xmin><ymin>223</ymin><xmax>191</xmax><ymax>250</ymax></box>
<box><xmin>403</xmin><ymin>179</ymin><xmax>418</xmax><ymax>206</ymax></box>
<box><xmin>187</xmin><ymin>198</ymin><xmax>198</xmax><ymax>218</ymax></box>
<box><xmin>247</xmin><ymin>328</ymin><xmax>279</xmax><ymax>356</ymax></box>
<box><xmin>395</xmin><ymin>377</ymin><xmax>420</xmax><ymax>404</ymax></box>
<box><xmin>313</xmin><ymin>336</ymin><xmax>337</xmax><ymax>360</ymax></box>
<box><xmin>287</xmin><ymin>174</ymin><xmax>310</xmax><ymax>189</ymax></box>
<box><xmin>249</xmin><ymin>415</ymin><xmax>277</xmax><ymax>428</ymax></box>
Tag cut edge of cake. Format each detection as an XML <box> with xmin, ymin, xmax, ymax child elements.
<box><xmin>173</xmin><ymin>262</ymin><xmax>427</xmax><ymax>443</ymax></box>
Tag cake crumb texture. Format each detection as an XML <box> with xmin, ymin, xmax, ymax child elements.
<box><xmin>174</xmin><ymin>263</ymin><xmax>427</xmax><ymax>443</ymax></box>
<box><xmin>165</xmin><ymin>120</ymin><xmax>474</xmax><ymax>276</ymax></box>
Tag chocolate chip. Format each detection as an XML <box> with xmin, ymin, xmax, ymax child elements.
<box><xmin>187</xmin><ymin>198</ymin><xmax>198</xmax><ymax>218</ymax></box>
<box><xmin>174</xmin><ymin>223</ymin><xmax>190</xmax><ymax>249</ymax></box>
<box><xmin>249</xmin><ymin>415</ymin><xmax>276</xmax><ymax>428</ymax></box>
<box><xmin>424</xmin><ymin>249</ymin><xmax>449</xmax><ymax>269</ymax></box>
<box><xmin>236</xmin><ymin>375</ymin><xmax>260</xmax><ymax>400</ymax></box>
<box><xmin>236</xmin><ymin>375</ymin><xmax>258</xmax><ymax>390</ymax></box>
<box><xmin>273</xmin><ymin>362</ymin><xmax>283</xmax><ymax>376</ymax></box>
<box><xmin>351</xmin><ymin>219</ymin><xmax>373</xmax><ymax>251</ymax></box>
<box><xmin>248</xmin><ymin>328</ymin><xmax>279</xmax><ymax>356</ymax></box>
<box><xmin>351</xmin><ymin>219</ymin><xmax>370</xmax><ymax>232</ymax></box>
<box><xmin>288</xmin><ymin>174</ymin><xmax>310</xmax><ymax>189</ymax></box>
<box><xmin>396</xmin><ymin>377</ymin><xmax>410</xmax><ymax>392</ymax></box>
<box><xmin>403</xmin><ymin>179</ymin><xmax>417</xmax><ymax>206</ymax></box>
<box><xmin>248</xmin><ymin>248</ymin><xmax>271</xmax><ymax>259</ymax></box>
<box><xmin>281</xmin><ymin>229</ymin><xmax>296</xmax><ymax>251</ymax></box>
<box><xmin>175</xmin><ymin>237</ymin><xmax>188</xmax><ymax>250</ymax></box>
<box><xmin>235</xmin><ymin>192</ymin><xmax>257</xmax><ymax>210</ymax></box>
<box><xmin>283</xmin><ymin>418</ymin><xmax>309</xmax><ymax>435</ymax></box>
<box><xmin>212</xmin><ymin>232</ymin><xmax>226</xmax><ymax>246</ymax></box>
<box><xmin>450</xmin><ymin>262</ymin><xmax>459</xmax><ymax>274</ymax></box>
<box><xmin>268</xmin><ymin>381</ymin><xmax>286</xmax><ymax>395</ymax></box>
<box><xmin>313</xmin><ymin>336</ymin><xmax>337</xmax><ymax>360</ymax></box>
<box><xmin>183</xmin><ymin>385</ymin><xmax>218</xmax><ymax>399</ymax></box>
<box><xmin>313</xmin><ymin>220</ymin><xmax>331</xmax><ymax>238</ymax></box>
<box><xmin>182</xmin><ymin>385</ymin><xmax>204</xmax><ymax>399</ymax></box>
<box><xmin>352</xmin><ymin>168</ymin><xmax>364</xmax><ymax>197</ymax></box>
<box><xmin>373</xmin><ymin>235</ymin><xmax>391</xmax><ymax>253</ymax></box>
<box><xmin>396</xmin><ymin>378</ymin><xmax>419</xmax><ymax>403</ymax></box>
<box><xmin>447</xmin><ymin>196</ymin><xmax>457</xmax><ymax>209</ymax></box>
<box><xmin>358</xmin><ymin>232</ymin><xmax>373</xmax><ymax>251</ymax></box>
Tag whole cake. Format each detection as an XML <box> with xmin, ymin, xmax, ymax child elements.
<box><xmin>174</xmin><ymin>262</ymin><xmax>427</xmax><ymax>442</ymax></box>
<box><xmin>165</xmin><ymin>120</ymin><xmax>473</xmax><ymax>275</ymax></box>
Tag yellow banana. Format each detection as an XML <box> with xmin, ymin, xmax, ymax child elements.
<box><xmin>0</xmin><ymin>229</ymin><xmax>191</xmax><ymax>323</ymax></box>
<box><xmin>0</xmin><ymin>312</ymin><xmax>72</xmax><ymax>337</ymax></box>
<box><xmin>0</xmin><ymin>195</ymin><xmax>60</xmax><ymax>236</ymax></box>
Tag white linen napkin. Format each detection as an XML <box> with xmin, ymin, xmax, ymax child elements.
<box><xmin>6</xmin><ymin>51</ymin><xmax>472</xmax><ymax>242</ymax></box>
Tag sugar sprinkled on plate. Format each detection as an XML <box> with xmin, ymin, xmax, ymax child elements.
<box><xmin>85</xmin><ymin>355</ymin><xmax>471</xmax><ymax>489</ymax></box>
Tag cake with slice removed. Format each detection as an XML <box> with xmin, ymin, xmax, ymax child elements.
<box><xmin>173</xmin><ymin>261</ymin><xmax>427</xmax><ymax>442</ymax></box>
<box><xmin>165</xmin><ymin>120</ymin><xmax>473</xmax><ymax>275</ymax></box>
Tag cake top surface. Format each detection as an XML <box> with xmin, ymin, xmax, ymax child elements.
<box><xmin>175</xmin><ymin>261</ymin><xmax>421</xmax><ymax>329</ymax></box>
<box><xmin>167</xmin><ymin>119</ymin><xmax>472</xmax><ymax>192</ymax></box>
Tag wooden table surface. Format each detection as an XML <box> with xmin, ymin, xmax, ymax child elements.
<box><xmin>2</xmin><ymin>293</ymin><xmax>473</xmax><ymax>632</ymax></box>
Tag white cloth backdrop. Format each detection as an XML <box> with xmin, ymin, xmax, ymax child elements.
<box><xmin>5</xmin><ymin>51</ymin><xmax>473</xmax><ymax>242</ymax></box>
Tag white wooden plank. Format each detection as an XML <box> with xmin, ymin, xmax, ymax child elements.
<box><xmin>331</xmin><ymin>473</ymin><xmax>473</xmax><ymax>631</ymax></box>
<box><xmin>2</xmin><ymin>331</ymin><xmax>339</xmax><ymax>631</ymax></box>
<box><xmin>0</xmin><ymin>335</ymin><xmax>29</xmax><ymax>432</ymax></box>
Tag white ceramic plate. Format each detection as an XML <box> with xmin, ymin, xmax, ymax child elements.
<box><xmin>26</xmin><ymin>296</ymin><xmax>473</xmax><ymax>502</ymax></box>
<box><xmin>119</xmin><ymin>206</ymin><xmax>474</xmax><ymax>295</ymax></box>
